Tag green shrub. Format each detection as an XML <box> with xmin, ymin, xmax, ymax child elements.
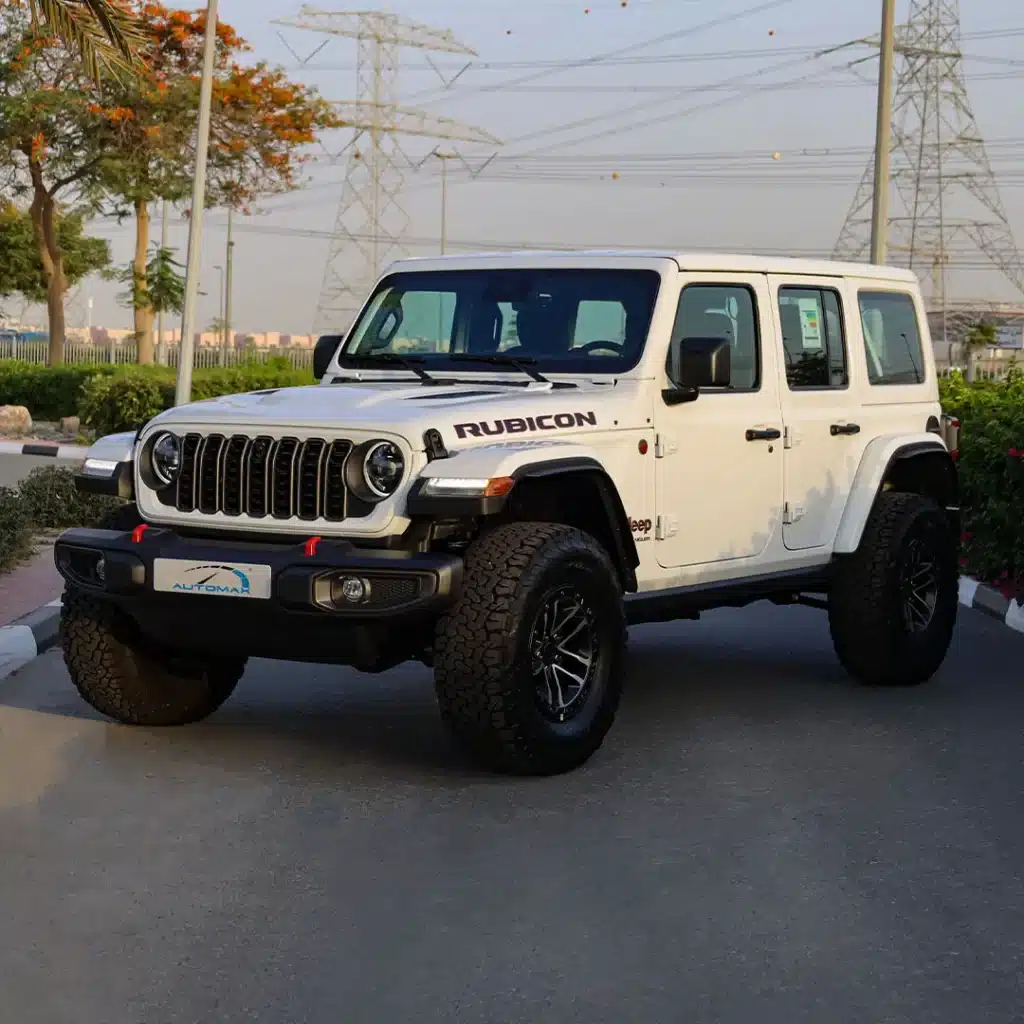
<box><xmin>77</xmin><ymin>365</ymin><xmax>314</xmax><ymax>436</ymax></box>
<box><xmin>78</xmin><ymin>371</ymin><xmax>173</xmax><ymax>436</ymax></box>
<box><xmin>0</xmin><ymin>486</ymin><xmax>33</xmax><ymax>572</ymax></box>
<box><xmin>0</xmin><ymin>361</ymin><xmax>120</xmax><ymax>420</ymax></box>
<box><xmin>940</xmin><ymin>370</ymin><xmax>1024</xmax><ymax>592</ymax></box>
<box><xmin>0</xmin><ymin>360</ymin><xmax>314</xmax><ymax>429</ymax></box>
<box><xmin>17</xmin><ymin>466</ymin><xmax>123</xmax><ymax>531</ymax></box>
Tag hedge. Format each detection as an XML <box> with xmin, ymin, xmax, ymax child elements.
<box><xmin>0</xmin><ymin>358</ymin><xmax>314</xmax><ymax>427</ymax></box>
<box><xmin>939</xmin><ymin>370</ymin><xmax>1024</xmax><ymax>596</ymax></box>
<box><xmin>0</xmin><ymin>467</ymin><xmax>123</xmax><ymax>575</ymax></box>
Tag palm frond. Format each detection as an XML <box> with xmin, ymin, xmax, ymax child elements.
<box><xmin>28</xmin><ymin>0</ymin><xmax>148</xmax><ymax>80</ymax></box>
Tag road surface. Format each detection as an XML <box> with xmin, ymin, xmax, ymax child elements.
<box><xmin>0</xmin><ymin>451</ymin><xmax>86</xmax><ymax>490</ymax></box>
<box><xmin>1</xmin><ymin>604</ymin><xmax>1022</xmax><ymax>1023</ymax></box>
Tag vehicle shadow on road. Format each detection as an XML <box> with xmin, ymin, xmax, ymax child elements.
<box><xmin>1</xmin><ymin>602</ymin><xmax>980</xmax><ymax>788</ymax></box>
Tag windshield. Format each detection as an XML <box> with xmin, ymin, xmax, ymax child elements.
<box><xmin>339</xmin><ymin>268</ymin><xmax>661</xmax><ymax>375</ymax></box>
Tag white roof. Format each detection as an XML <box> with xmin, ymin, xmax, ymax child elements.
<box><xmin>388</xmin><ymin>250</ymin><xmax>920</xmax><ymax>284</ymax></box>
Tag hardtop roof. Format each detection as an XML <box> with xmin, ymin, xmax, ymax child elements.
<box><xmin>386</xmin><ymin>250</ymin><xmax>920</xmax><ymax>284</ymax></box>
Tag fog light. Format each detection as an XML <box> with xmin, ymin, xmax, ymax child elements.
<box><xmin>333</xmin><ymin>575</ymin><xmax>370</xmax><ymax>605</ymax></box>
<box><xmin>95</xmin><ymin>556</ymin><xmax>106</xmax><ymax>583</ymax></box>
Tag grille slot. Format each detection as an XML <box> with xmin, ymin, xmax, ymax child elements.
<box><xmin>173</xmin><ymin>433</ymin><xmax>359</xmax><ymax>521</ymax></box>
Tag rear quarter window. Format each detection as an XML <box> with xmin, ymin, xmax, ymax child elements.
<box><xmin>858</xmin><ymin>290</ymin><xmax>926</xmax><ymax>385</ymax></box>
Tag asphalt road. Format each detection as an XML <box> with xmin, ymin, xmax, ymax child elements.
<box><xmin>0</xmin><ymin>452</ymin><xmax>85</xmax><ymax>490</ymax></box>
<box><xmin>1</xmin><ymin>603</ymin><xmax>1023</xmax><ymax>1024</ymax></box>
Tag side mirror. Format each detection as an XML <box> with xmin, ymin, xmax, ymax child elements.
<box><xmin>313</xmin><ymin>334</ymin><xmax>343</xmax><ymax>381</ymax></box>
<box><xmin>664</xmin><ymin>336</ymin><xmax>731</xmax><ymax>405</ymax></box>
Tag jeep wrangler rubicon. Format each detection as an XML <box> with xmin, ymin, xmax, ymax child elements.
<box><xmin>57</xmin><ymin>252</ymin><xmax>961</xmax><ymax>775</ymax></box>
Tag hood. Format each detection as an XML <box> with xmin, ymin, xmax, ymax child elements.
<box><xmin>146</xmin><ymin>378</ymin><xmax>648</xmax><ymax>450</ymax></box>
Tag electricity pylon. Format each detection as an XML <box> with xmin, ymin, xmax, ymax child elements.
<box><xmin>833</xmin><ymin>0</ymin><xmax>1024</xmax><ymax>339</ymax></box>
<box><xmin>273</xmin><ymin>7</ymin><xmax>501</xmax><ymax>334</ymax></box>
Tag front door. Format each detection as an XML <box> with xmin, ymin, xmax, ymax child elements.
<box><xmin>655</xmin><ymin>275</ymin><xmax>785</xmax><ymax>569</ymax></box>
<box><xmin>767</xmin><ymin>275</ymin><xmax>865</xmax><ymax>551</ymax></box>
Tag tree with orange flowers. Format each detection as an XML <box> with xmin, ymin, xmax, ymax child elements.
<box><xmin>0</xmin><ymin>8</ymin><xmax>112</xmax><ymax>364</ymax></box>
<box><xmin>95</xmin><ymin>3</ymin><xmax>341</xmax><ymax>362</ymax></box>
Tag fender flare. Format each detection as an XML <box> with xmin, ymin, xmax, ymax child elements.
<box><xmin>833</xmin><ymin>435</ymin><xmax>958</xmax><ymax>554</ymax></box>
<box><xmin>406</xmin><ymin>455</ymin><xmax>640</xmax><ymax>588</ymax></box>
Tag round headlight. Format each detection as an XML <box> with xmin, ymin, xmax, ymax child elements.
<box><xmin>151</xmin><ymin>432</ymin><xmax>181</xmax><ymax>487</ymax></box>
<box><xmin>363</xmin><ymin>441</ymin><xmax>405</xmax><ymax>498</ymax></box>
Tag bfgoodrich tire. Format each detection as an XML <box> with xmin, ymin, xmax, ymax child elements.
<box><xmin>434</xmin><ymin>522</ymin><xmax>626</xmax><ymax>776</ymax></box>
<box><xmin>829</xmin><ymin>492</ymin><xmax>958</xmax><ymax>687</ymax></box>
<box><xmin>60</xmin><ymin>588</ymin><xmax>246</xmax><ymax>726</ymax></box>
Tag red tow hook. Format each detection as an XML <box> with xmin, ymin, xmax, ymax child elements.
<box><xmin>131</xmin><ymin>524</ymin><xmax>149</xmax><ymax>544</ymax></box>
<box><xmin>304</xmin><ymin>536</ymin><xmax>322</xmax><ymax>557</ymax></box>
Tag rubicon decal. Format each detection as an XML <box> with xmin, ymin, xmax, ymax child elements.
<box><xmin>454</xmin><ymin>411</ymin><xmax>597</xmax><ymax>440</ymax></box>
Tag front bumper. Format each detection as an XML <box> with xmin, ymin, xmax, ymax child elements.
<box><xmin>54</xmin><ymin>527</ymin><xmax>463</xmax><ymax>671</ymax></box>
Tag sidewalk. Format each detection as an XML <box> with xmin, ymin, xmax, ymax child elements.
<box><xmin>0</xmin><ymin>542</ymin><xmax>62</xmax><ymax>628</ymax></box>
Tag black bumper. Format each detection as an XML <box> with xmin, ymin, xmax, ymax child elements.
<box><xmin>54</xmin><ymin>527</ymin><xmax>463</xmax><ymax>671</ymax></box>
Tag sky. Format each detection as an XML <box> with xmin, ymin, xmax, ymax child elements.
<box><xmin>24</xmin><ymin>0</ymin><xmax>1024</xmax><ymax>336</ymax></box>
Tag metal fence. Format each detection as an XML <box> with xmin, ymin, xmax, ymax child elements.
<box><xmin>0</xmin><ymin>340</ymin><xmax>315</xmax><ymax>371</ymax></box>
<box><xmin>936</xmin><ymin>361</ymin><xmax>1018</xmax><ymax>381</ymax></box>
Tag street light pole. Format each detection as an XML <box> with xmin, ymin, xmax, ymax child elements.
<box><xmin>434</xmin><ymin>150</ymin><xmax>456</xmax><ymax>255</ymax></box>
<box><xmin>174</xmin><ymin>0</ymin><xmax>219</xmax><ymax>406</ymax></box>
<box><xmin>157</xmin><ymin>199</ymin><xmax>169</xmax><ymax>366</ymax></box>
<box><xmin>225</xmin><ymin>205</ymin><xmax>234</xmax><ymax>358</ymax></box>
<box><xmin>870</xmin><ymin>0</ymin><xmax>897</xmax><ymax>264</ymax></box>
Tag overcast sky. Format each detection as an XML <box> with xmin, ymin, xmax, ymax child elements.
<box><xmin>32</xmin><ymin>0</ymin><xmax>1024</xmax><ymax>335</ymax></box>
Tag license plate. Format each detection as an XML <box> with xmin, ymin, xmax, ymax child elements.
<box><xmin>152</xmin><ymin>559</ymin><xmax>272</xmax><ymax>600</ymax></box>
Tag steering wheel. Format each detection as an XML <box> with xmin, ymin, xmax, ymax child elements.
<box><xmin>577</xmin><ymin>340</ymin><xmax>624</xmax><ymax>356</ymax></box>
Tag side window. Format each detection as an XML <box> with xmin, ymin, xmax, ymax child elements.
<box><xmin>778</xmin><ymin>286</ymin><xmax>848</xmax><ymax>389</ymax></box>
<box><xmin>858</xmin><ymin>291</ymin><xmax>926</xmax><ymax>385</ymax></box>
<box><xmin>671</xmin><ymin>284</ymin><xmax>759</xmax><ymax>390</ymax></box>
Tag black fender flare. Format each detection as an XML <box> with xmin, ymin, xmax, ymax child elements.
<box><xmin>406</xmin><ymin>456</ymin><xmax>640</xmax><ymax>590</ymax></box>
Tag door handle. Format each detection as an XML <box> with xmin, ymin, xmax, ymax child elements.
<box><xmin>830</xmin><ymin>423</ymin><xmax>861</xmax><ymax>436</ymax></box>
<box><xmin>746</xmin><ymin>427</ymin><xmax>782</xmax><ymax>442</ymax></box>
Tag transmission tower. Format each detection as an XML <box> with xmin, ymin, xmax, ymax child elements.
<box><xmin>833</xmin><ymin>0</ymin><xmax>1024</xmax><ymax>338</ymax></box>
<box><xmin>273</xmin><ymin>7</ymin><xmax>501</xmax><ymax>333</ymax></box>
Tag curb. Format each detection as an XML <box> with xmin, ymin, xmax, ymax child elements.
<box><xmin>959</xmin><ymin>577</ymin><xmax>1024</xmax><ymax>634</ymax></box>
<box><xmin>0</xmin><ymin>600</ymin><xmax>62</xmax><ymax>682</ymax></box>
<box><xmin>0</xmin><ymin>441</ymin><xmax>88</xmax><ymax>461</ymax></box>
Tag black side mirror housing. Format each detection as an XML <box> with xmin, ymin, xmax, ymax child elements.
<box><xmin>313</xmin><ymin>334</ymin><xmax>343</xmax><ymax>381</ymax></box>
<box><xmin>663</xmin><ymin>336</ymin><xmax>732</xmax><ymax>405</ymax></box>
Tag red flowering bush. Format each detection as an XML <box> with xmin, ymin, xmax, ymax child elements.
<box><xmin>940</xmin><ymin>370</ymin><xmax>1024</xmax><ymax>598</ymax></box>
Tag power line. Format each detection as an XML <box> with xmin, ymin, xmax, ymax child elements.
<box><xmin>408</xmin><ymin>0</ymin><xmax>802</xmax><ymax>105</ymax></box>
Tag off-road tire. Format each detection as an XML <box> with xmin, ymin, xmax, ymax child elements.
<box><xmin>60</xmin><ymin>588</ymin><xmax>246</xmax><ymax>726</ymax></box>
<box><xmin>434</xmin><ymin>522</ymin><xmax>626</xmax><ymax>776</ymax></box>
<box><xmin>829</xmin><ymin>491</ymin><xmax>958</xmax><ymax>687</ymax></box>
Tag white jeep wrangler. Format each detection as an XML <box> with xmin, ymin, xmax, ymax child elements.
<box><xmin>58</xmin><ymin>251</ymin><xmax>961</xmax><ymax>775</ymax></box>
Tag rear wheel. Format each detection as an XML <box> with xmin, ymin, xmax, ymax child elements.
<box><xmin>434</xmin><ymin>522</ymin><xmax>626</xmax><ymax>775</ymax></box>
<box><xmin>61</xmin><ymin>588</ymin><xmax>246</xmax><ymax>726</ymax></box>
<box><xmin>829</xmin><ymin>492</ymin><xmax>958</xmax><ymax>686</ymax></box>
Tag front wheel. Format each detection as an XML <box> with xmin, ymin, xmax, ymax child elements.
<box><xmin>829</xmin><ymin>492</ymin><xmax>958</xmax><ymax>687</ymax></box>
<box><xmin>61</xmin><ymin>588</ymin><xmax>247</xmax><ymax>726</ymax></box>
<box><xmin>433</xmin><ymin>522</ymin><xmax>626</xmax><ymax>776</ymax></box>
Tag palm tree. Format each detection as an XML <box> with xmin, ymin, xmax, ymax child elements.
<box><xmin>26</xmin><ymin>0</ymin><xmax>146</xmax><ymax>78</ymax></box>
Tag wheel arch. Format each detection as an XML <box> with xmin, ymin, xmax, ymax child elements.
<box><xmin>408</xmin><ymin>454</ymin><xmax>640</xmax><ymax>592</ymax></box>
<box><xmin>505</xmin><ymin>460</ymin><xmax>640</xmax><ymax>592</ymax></box>
<box><xmin>833</xmin><ymin>435</ymin><xmax>959</xmax><ymax>554</ymax></box>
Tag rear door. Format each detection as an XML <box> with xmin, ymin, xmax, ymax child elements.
<box><xmin>768</xmin><ymin>275</ymin><xmax>866</xmax><ymax>551</ymax></box>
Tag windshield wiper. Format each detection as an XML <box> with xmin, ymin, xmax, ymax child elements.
<box><xmin>339</xmin><ymin>352</ymin><xmax>438</xmax><ymax>385</ymax></box>
<box><xmin>449</xmin><ymin>353</ymin><xmax>549</xmax><ymax>384</ymax></box>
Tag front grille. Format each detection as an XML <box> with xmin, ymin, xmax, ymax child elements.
<box><xmin>172</xmin><ymin>433</ymin><xmax>356</xmax><ymax>521</ymax></box>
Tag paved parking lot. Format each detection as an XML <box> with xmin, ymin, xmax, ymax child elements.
<box><xmin>1</xmin><ymin>603</ymin><xmax>1023</xmax><ymax>1024</ymax></box>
